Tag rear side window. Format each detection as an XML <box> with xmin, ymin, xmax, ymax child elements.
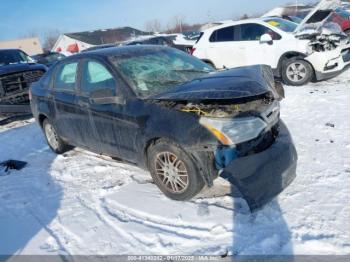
<box><xmin>238</xmin><ymin>23</ymin><xmax>281</xmax><ymax>41</ymax></box>
<box><xmin>209</xmin><ymin>26</ymin><xmax>235</xmax><ymax>42</ymax></box>
<box><xmin>54</xmin><ymin>62</ymin><xmax>78</xmax><ymax>91</ymax></box>
<box><xmin>81</xmin><ymin>61</ymin><xmax>116</xmax><ymax>96</ymax></box>
<box><xmin>195</xmin><ymin>32</ymin><xmax>204</xmax><ymax>43</ymax></box>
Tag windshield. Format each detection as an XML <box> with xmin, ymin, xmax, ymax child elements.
<box><xmin>0</xmin><ymin>49</ymin><xmax>34</xmax><ymax>66</ymax></box>
<box><xmin>45</xmin><ymin>53</ymin><xmax>66</xmax><ymax>63</ymax></box>
<box><xmin>110</xmin><ymin>48</ymin><xmax>214</xmax><ymax>97</ymax></box>
<box><xmin>264</xmin><ymin>18</ymin><xmax>298</xmax><ymax>32</ymax></box>
<box><xmin>183</xmin><ymin>31</ymin><xmax>201</xmax><ymax>41</ymax></box>
<box><xmin>288</xmin><ymin>16</ymin><xmax>303</xmax><ymax>24</ymax></box>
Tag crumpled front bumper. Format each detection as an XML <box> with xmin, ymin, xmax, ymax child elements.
<box><xmin>220</xmin><ymin>121</ymin><xmax>297</xmax><ymax>211</ymax></box>
<box><xmin>306</xmin><ymin>45</ymin><xmax>350</xmax><ymax>81</ymax></box>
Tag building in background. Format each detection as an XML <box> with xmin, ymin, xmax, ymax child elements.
<box><xmin>0</xmin><ymin>37</ymin><xmax>43</xmax><ymax>55</ymax></box>
<box><xmin>52</xmin><ymin>27</ymin><xmax>151</xmax><ymax>55</ymax></box>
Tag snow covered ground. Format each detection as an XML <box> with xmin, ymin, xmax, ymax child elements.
<box><xmin>0</xmin><ymin>71</ymin><xmax>350</xmax><ymax>256</ymax></box>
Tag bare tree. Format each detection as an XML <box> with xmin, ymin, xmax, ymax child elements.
<box><xmin>144</xmin><ymin>19</ymin><xmax>162</xmax><ymax>33</ymax></box>
<box><xmin>21</xmin><ymin>29</ymin><xmax>40</xmax><ymax>38</ymax></box>
<box><xmin>42</xmin><ymin>29</ymin><xmax>61</xmax><ymax>51</ymax></box>
<box><xmin>166</xmin><ymin>15</ymin><xmax>186</xmax><ymax>33</ymax></box>
<box><xmin>21</xmin><ymin>28</ymin><xmax>61</xmax><ymax>52</ymax></box>
<box><xmin>240</xmin><ymin>14</ymin><xmax>250</xmax><ymax>20</ymax></box>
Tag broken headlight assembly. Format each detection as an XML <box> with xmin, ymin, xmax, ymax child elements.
<box><xmin>199</xmin><ymin>116</ymin><xmax>268</xmax><ymax>146</ymax></box>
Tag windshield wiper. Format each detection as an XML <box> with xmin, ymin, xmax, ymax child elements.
<box><xmin>173</xmin><ymin>69</ymin><xmax>211</xmax><ymax>73</ymax></box>
<box><xmin>141</xmin><ymin>79</ymin><xmax>185</xmax><ymax>86</ymax></box>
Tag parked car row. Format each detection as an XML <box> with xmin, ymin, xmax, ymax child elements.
<box><xmin>263</xmin><ymin>4</ymin><xmax>350</xmax><ymax>35</ymax></box>
<box><xmin>192</xmin><ymin>0</ymin><xmax>350</xmax><ymax>86</ymax></box>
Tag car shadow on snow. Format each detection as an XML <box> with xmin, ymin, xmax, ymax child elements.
<box><xmin>0</xmin><ymin>123</ymin><xmax>63</xmax><ymax>255</ymax></box>
<box><xmin>230</xmin><ymin>198</ymin><xmax>294</xmax><ymax>261</ymax></box>
<box><xmin>195</xmin><ymin>175</ymin><xmax>294</xmax><ymax>259</ymax></box>
<box><xmin>199</xmin><ymin>176</ymin><xmax>294</xmax><ymax>258</ymax></box>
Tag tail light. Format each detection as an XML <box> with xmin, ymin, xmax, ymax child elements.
<box><xmin>189</xmin><ymin>47</ymin><xmax>196</xmax><ymax>55</ymax></box>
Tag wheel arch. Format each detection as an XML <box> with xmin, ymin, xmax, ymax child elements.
<box><xmin>143</xmin><ymin>137</ymin><xmax>162</xmax><ymax>166</ymax></box>
<box><xmin>277</xmin><ymin>51</ymin><xmax>314</xmax><ymax>77</ymax></box>
<box><xmin>38</xmin><ymin>114</ymin><xmax>48</xmax><ymax>128</ymax></box>
<box><xmin>144</xmin><ymin>136</ymin><xmax>216</xmax><ymax>187</ymax></box>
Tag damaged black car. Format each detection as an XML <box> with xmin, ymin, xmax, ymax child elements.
<box><xmin>30</xmin><ymin>46</ymin><xmax>297</xmax><ymax>210</ymax></box>
<box><xmin>0</xmin><ymin>49</ymin><xmax>47</xmax><ymax>105</ymax></box>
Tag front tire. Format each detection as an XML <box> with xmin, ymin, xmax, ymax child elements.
<box><xmin>282</xmin><ymin>58</ymin><xmax>313</xmax><ymax>86</ymax></box>
<box><xmin>147</xmin><ymin>140</ymin><xmax>205</xmax><ymax>201</ymax></box>
<box><xmin>43</xmin><ymin>119</ymin><xmax>71</xmax><ymax>154</ymax></box>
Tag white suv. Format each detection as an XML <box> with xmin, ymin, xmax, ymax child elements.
<box><xmin>192</xmin><ymin>4</ymin><xmax>350</xmax><ymax>86</ymax></box>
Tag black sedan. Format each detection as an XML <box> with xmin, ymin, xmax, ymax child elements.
<box><xmin>30</xmin><ymin>46</ymin><xmax>297</xmax><ymax>211</ymax></box>
<box><xmin>32</xmin><ymin>52</ymin><xmax>66</xmax><ymax>67</ymax></box>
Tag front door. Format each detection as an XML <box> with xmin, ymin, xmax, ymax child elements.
<box><xmin>79</xmin><ymin>59</ymin><xmax>140</xmax><ymax>160</ymax></box>
<box><xmin>235</xmin><ymin>23</ymin><xmax>282</xmax><ymax>69</ymax></box>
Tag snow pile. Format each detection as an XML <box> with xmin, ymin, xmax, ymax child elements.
<box><xmin>0</xmin><ymin>70</ymin><xmax>350</xmax><ymax>255</ymax></box>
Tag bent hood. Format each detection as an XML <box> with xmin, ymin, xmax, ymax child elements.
<box><xmin>147</xmin><ymin>65</ymin><xmax>275</xmax><ymax>102</ymax></box>
<box><xmin>0</xmin><ymin>63</ymin><xmax>47</xmax><ymax>76</ymax></box>
<box><xmin>295</xmin><ymin>0</ymin><xmax>341</xmax><ymax>33</ymax></box>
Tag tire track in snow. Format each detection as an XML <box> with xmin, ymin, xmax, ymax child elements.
<box><xmin>74</xmin><ymin>195</ymin><xmax>142</xmax><ymax>251</ymax></box>
<box><xmin>100</xmin><ymin>198</ymin><xmax>231</xmax><ymax>241</ymax></box>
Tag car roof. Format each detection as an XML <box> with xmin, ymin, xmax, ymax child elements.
<box><xmin>203</xmin><ymin>18</ymin><xmax>270</xmax><ymax>32</ymax></box>
<box><xmin>0</xmin><ymin>48</ymin><xmax>22</xmax><ymax>52</ymax></box>
<box><xmin>67</xmin><ymin>45</ymin><xmax>172</xmax><ymax>60</ymax></box>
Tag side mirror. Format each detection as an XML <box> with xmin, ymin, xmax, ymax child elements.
<box><xmin>260</xmin><ymin>34</ymin><xmax>273</xmax><ymax>45</ymax></box>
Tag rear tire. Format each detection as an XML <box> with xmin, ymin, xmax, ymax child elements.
<box><xmin>282</xmin><ymin>58</ymin><xmax>313</xmax><ymax>86</ymax></box>
<box><xmin>147</xmin><ymin>140</ymin><xmax>205</xmax><ymax>201</ymax></box>
<box><xmin>43</xmin><ymin>119</ymin><xmax>71</xmax><ymax>154</ymax></box>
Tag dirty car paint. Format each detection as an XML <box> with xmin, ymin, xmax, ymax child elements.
<box><xmin>30</xmin><ymin>46</ymin><xmax>297</xmax><ymax>210</ymax></box>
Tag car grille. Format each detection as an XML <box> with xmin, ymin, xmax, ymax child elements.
<box><xmin>0</xmin><ymin>70</ymin><xmax>44</xmax><ymax>96</ymax></box>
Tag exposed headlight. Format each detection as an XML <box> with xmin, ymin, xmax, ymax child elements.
<box><xmin>199</xmin><ymin>116</ymin><xmax>267</xmax><ymax>146</ymax></box>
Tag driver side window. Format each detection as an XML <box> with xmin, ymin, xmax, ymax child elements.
<box><xmin>81</xmin><ymin>60</ymin><xmax>117</xmax><ymax>96</ymax></box>
<box><xmin>238</xmin><ymin>24</ymin><xmax>281</xmax><ymax>41</ymax></box>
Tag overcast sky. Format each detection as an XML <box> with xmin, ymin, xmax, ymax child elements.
<box><xmin>0</xmin><ymin>0</ymin><xmax>313</xmax><ymax>41</ymax></box>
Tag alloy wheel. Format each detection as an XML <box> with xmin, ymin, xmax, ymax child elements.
<box><xmin>286</xmin><ymin>62</ymin><xmax>307</xmax><ymax>83</ymax></box>
<box><xmin>154</xmin><ymin>152</ymin><xmax>189</xmax><ymax>194</ymax></box>
<box><xmin>44</xmin><ymin>122</ymin><xmax>59</xmax><ymax>150</ymax></box>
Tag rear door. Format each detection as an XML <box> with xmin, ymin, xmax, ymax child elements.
<box><xmin>52</xmin><ymin>61</ymin><xmax>80</xmax><ymax>143</ymax></box>
<box><xmin>206</xmin><ymin>25</ymin><xmax>245</xmax><ymax>69</ymax></box>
